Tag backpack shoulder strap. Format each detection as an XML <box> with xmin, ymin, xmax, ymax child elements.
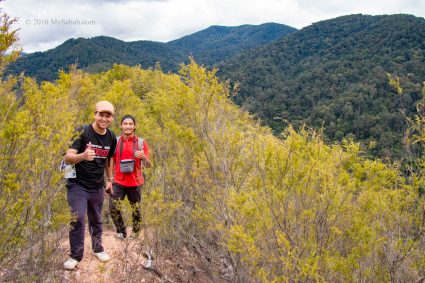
<box><xmin>78</xmin><ymin>124</ymin><xmax>90</xmax><ymax>152</ymax></box>
<box><xmin>132</xmin><ymin>136</ymin><xmax>144</xmax><ymax>154</ymax></box>
<box><xmin>114</xmin><ymin>136</ymin><xmax>121</xmax><ymax>155</ymax></box>
<box><xmin>136</xmin><ymin>136</ymin><xmax>145</xmax><ymax>167</ymax></box>
<box><xmin>82</xmin><ymin>124</ymin><xmax>90</xmax><ymax>138</ymax></box>
<box><xmin>137</xmin><ymin>137</ymin><xmax>144</xmax><ymax>151</ymax></box>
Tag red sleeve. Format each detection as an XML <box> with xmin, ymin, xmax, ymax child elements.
<box><xmin>143</xmin><ymin>141</ymin><xmax>150</xmax><ymax>159</ymax></box>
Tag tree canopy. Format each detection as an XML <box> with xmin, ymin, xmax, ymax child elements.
<box><xmin>218</xmin><ymin>14</ymin><xmax>425</xmax><ymax>160</ymax></box>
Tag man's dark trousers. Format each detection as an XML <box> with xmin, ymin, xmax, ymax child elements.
<box><xmin>66</xmin><ymin>180</ymin><xmax>105</xmax><ymax>261</ymax></box>
<box><xmin>109</xmin><ymin>183</ymin><xmax>141</xmax><ymax>237</ymax></box>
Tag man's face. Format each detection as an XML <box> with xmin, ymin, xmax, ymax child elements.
<box><xmin>94</xmin><ymin>111</ymin><xmax>114</xmax><ymax>129</ymax></box>
<box><xmin>121</xmin><ymin>118</ymin><xmax>135</xmax><ymax>135</ymax></box>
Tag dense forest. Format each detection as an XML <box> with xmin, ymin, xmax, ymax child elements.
<box><xmin>1</xmin><ymin>10</ymin><xmax>425</xmax><ymax>282</ymax></box>
<box><xmin>218</xmin><ymin>14</ymin><xmax>425</xmax><ymax>160</ymax></box>
<box><xmin>167</xmin><ymin>23</ymin><xmax>296</xmax><ymax>65</ymax></box>
<box><xmin>6</xmin><ymin>23</ymin><xmax>295</xmax><ymax>82</ymax></box>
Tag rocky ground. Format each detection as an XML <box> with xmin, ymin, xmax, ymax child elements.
<box><xmin>58</xmin><ymin>227</ymin><xmax>222</xmax><ymax>283</ymax></box>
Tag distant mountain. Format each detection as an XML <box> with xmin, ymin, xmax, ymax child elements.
<box><xmin>6</xmin><ymin>23</ymin><xmax>296</xmax><ymax>82</ymax></box>
<box><xmin>167</xmin><ymin>23</ymin><xmax>296</xmax><ymax>65</ymax></box>
<box><xmin>7</xmin><ymin>36</ymin><xmax>185</xmax><ymax>81</ymax></box>
<box><xmin>218</xmin><ymin>14</ymin><xmax>425</xmax><ymax>159</ymax></box>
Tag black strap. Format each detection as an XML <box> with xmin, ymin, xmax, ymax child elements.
<box><xmin>132</xmin><ymin>136</ymin><xmax>137</xmax><ymax>156</ymax></box>
<box><xmin>119</xmin><ymin>136</ymin><xmax>123</xmax><ymax>160</ymax></box>
<box><xmin>80</xmin><ymin>124</ymin><xmax>91</xmax><ymax>152</ymax></box>
<box><xmin>119</xmin><ymin>136</ymin><xmax>138</xmax><ymax>161</ymax></box>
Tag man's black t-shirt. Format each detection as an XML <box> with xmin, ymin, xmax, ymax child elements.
<box><xmin>70</xmin><ymin>124</ymin><xmax>117</xmax><ymax>190</ymax></box>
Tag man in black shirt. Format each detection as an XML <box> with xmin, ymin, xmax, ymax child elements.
<box><xmin>63</xmin><ymin>101</ymin><xmax>117</xmax><ymax>270</ymax></box>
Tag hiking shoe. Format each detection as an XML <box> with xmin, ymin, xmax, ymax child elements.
<box><xmin>63</xmin><ymin>258</ymin><xmax>79</xmax><ymax>270</ymax></box>
<box><xmin>93</xmin><ymin>251</ymin><xmax>110</xmax><ymax>262</ymax></box>
<box><xmin>116</xmin><ymin>232</ymin><xmax>126</xmax><ymax>240</ymax></box>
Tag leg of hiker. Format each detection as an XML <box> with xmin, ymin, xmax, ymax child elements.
<box><xmin>66</xmin><ymin>181</ymin><xmax>89</xmax><ymax>263</ymax></box>
<box><xmin>109</xmin><ymin>183</ymin><xmax>128</xmax><ymax>238</ymax></box>
<box><xmin>128</xmin><ymin>185</ymin><xmax>142</xmax><ymax>235</ymax></box>
<box><xmin>87</xmin><ymin>187</ymin><xmax>105</xmax><ymax>254</ymax></box>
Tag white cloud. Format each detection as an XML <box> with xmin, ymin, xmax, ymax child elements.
<box><xmin>2</xmin><ymin>0</ymin><xmax>424</xmax><ymax>53</ymax></box>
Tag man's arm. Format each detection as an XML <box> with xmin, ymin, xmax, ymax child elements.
<box><xmin>105</xmin><ymin>157</ymin><xmax>114</xmax><ymax>194</ymax></box>
<box><xmin>135</xmin><ymin>150</ymin><xmax>151</xmax><ymax>168</ymax></box>
<box><xmin>64</xmin><ymin>146</ymin><xmax>95</xmax><ymax>164</ymax></box>
<box><xmin>143</xmin><ymin>156</ymin><xmax>151</xmax><ymax>168</ymax></box>
<box><xmin>135</xmin><ymin>141</ymin><xmax>151</xmax><ymax>168</ymax></box>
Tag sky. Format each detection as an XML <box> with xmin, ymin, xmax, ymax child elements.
<box><xmin>2</xmin><ymin>0</ymin><xmax>425</xmax><ymax>53</ymax></box>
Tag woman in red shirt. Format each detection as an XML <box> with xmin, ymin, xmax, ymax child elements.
<box><xmin>108</xmin><ymin>115</ymin><xmax>151</xmax><ymax>239</ymax></box>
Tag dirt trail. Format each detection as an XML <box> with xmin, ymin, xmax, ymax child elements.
<box><xmin>61</xmin><ymin>228</ymin><xmax>154</xmax><ymax>282</ymax></box>
<box><xmin>57</xmin><ymin>224</ymin><xmax>223</xmax><ymax>283</ymax></box>
<box><xmin>59</xmin><ymin>228</ymin><xmax>217</xmax><ymax>282</ymax></box>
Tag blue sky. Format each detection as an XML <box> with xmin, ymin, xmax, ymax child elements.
<box><xmin>2</xmin><ymin>0</ymin><xmax>425</xmax><ymax>53</ymax></box>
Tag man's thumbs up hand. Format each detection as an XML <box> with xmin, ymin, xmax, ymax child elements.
<box><xmin>84</xmin><ymin>142</ymin><xmax>96</xmax><ymax>161</ymax></box>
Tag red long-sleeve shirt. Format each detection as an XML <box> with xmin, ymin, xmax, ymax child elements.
<box><xmin>113</xmin><ymin>135</ymin><xmax>149</xmax><ymax>187</ymax></box>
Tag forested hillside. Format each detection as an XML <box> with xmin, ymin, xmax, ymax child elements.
<box><xmin>218</xmin><ymin>14</ymin><xmax>425</xmax><ymax>159</ymax></box>
<box><xmin>6</xmin><ymin>36</ymin><xmax>185</xmax><ymax>81</ymax></box>
<box><xmin>1</xmin><ymin>12</ymin><xmax>425</xmax><ymax>282</ymax></box>
<box><xmin>167</xmin><ymin>23</ymin><xmax>296</xmax><ymax>65</ymax></box>
<box><xmin>6</xmin><ymin>23</ymin><xmax>295</xmax><ymax>82</ymax></box>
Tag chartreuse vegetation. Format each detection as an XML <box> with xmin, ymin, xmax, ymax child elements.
<box><xmin>1</xmin><ymin>11</ymin><xmax>425</xmax><ymax>282</ymax></box>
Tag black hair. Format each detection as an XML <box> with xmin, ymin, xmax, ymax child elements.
<box><xmin>121</xmin><ymin>115</ymin><xmax>136</xmax><ymax>125</ymax></box>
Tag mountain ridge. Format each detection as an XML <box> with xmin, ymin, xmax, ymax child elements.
<box><xmin>6</xmin><ymin>22</ymin><xmax>296</xmax><ymax>81</ymax></box>
<box><xmin>167</xmin><ymin>22</ymin><xmax>296</xmax><ymax>65</ymax></box>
